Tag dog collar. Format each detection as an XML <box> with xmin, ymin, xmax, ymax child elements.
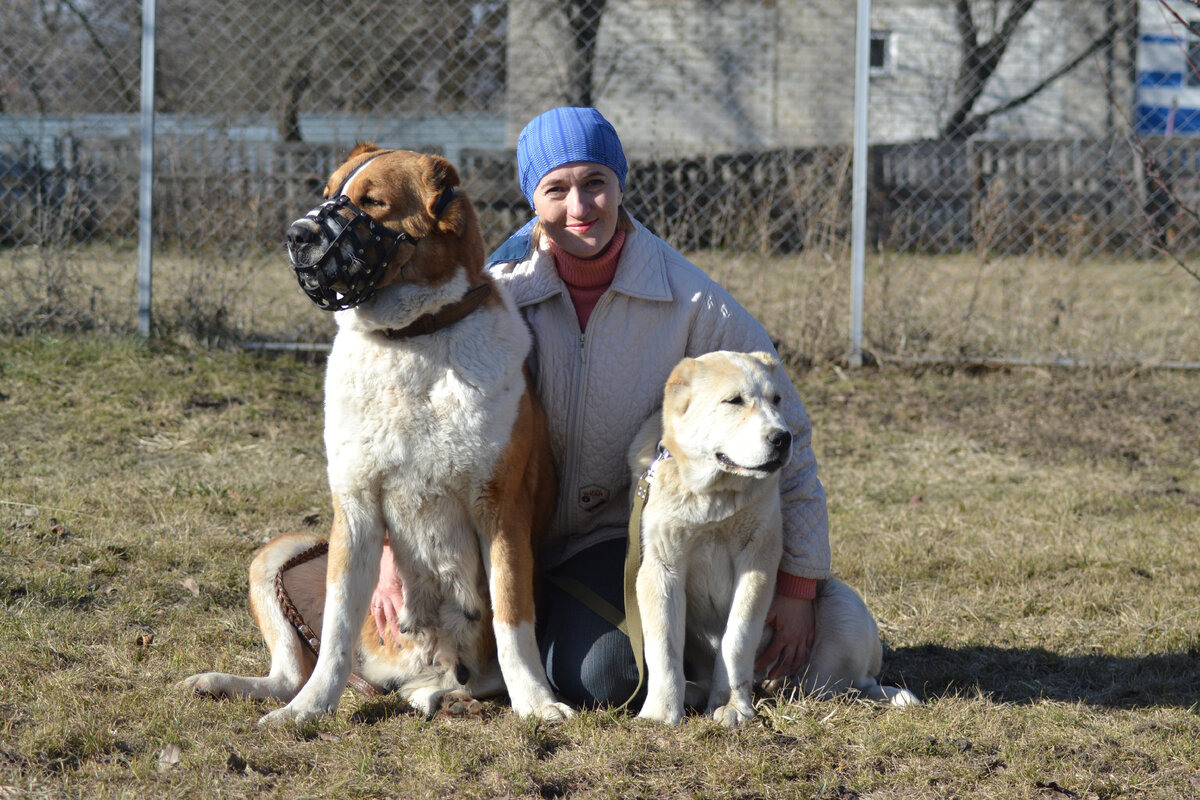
<box><xmin>381</xmin><ymin>283</ymin><xmax>493</xmax><ymax>340</ymax></box>
<box><xmin>644</xmin><ymin>443</ymin><xmax>671</xmax><ymax>484</ymax></box>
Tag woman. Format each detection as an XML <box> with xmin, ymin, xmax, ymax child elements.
<box><xmin>374</xmin><ymin>107</ymin><xmax>831</xmax><ymax>708</ymax></box>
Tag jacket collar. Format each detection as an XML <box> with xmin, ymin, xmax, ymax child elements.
<box><xmin>489</xmin><ymin>217</ymin><xmax>672</xmax><ymax>309</ymax></box>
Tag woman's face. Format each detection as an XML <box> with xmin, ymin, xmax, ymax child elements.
<box><xmin>532</xmin><ymin>162</ymin><xmax>623</xmax><ymax>259</ymax></box>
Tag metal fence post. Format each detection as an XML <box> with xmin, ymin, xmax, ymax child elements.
<box><xmin>137</xmin><ymin>0</ymin><xmax>157</xmax><ymax>338</ymax></box>
<box><xmin>849</xmin><ymin>0</ymin><xmax>871</xmax><ymax>367</ymax></box>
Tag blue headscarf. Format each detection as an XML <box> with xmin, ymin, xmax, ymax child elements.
<box><xmin>517</xmin><ymin>107</ymin><xmax>628</xmax><ymax>208</ymax></box>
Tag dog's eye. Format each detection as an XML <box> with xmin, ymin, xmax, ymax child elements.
<box><xmin>360</xmin><ymin>196</ymin><xmax>385</xmax><ymax>208</ymax></box>
<box><xmin>723</xmin><ymin>395</ymin><xmax>744</xmax><ymax>406</ymax></box>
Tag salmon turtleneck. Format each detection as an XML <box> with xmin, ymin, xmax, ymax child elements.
<box><xmin>548</xmin><ymin>229</ymin><xmax>627</xmax><ymax>332</ymax></box>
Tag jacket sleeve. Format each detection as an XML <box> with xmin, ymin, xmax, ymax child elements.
<box><xmin>684</xmin><ymin>277</ymin><xmax>832</xmax><ymax>582</ymax></box>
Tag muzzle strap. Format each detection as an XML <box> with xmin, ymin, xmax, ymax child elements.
<box><xmin>432</xmin><ymin>186</ymin><xmax>459</xmax><ymax>220</ymax></box>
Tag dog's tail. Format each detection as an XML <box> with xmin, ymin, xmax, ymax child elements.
<box><xmin>853</xmin><ymin>677</ymin><xmax>920</xmax><ymax>707</ymax></box>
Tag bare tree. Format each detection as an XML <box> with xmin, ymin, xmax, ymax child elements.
<box><xmin>122</xmin><ymin>0</ymin><xmax>506</xmax><ymax>139</ymax></box>
<box><xmin>564</xmin><ymin>0</ymin><xmax>608</xmax><ymax>107</ymax></box>
<box><xmin>0</xmin><ymin>0</ymin><xmax>139</xmax><ymax>114</ymax></box>
<box><xmin>940</xmin><ymin>0</ymin><xmax>1119</xmax><ymax>140</ymax></box>
<box><xmin>276</xmin><ymin>61</ymin><xmax>312</xmax><ymax>143</ymax></box>
<box><xmin>507</xmin><ymin>0</ymin><xmax>617</xmax><ymax>111</ymax></box>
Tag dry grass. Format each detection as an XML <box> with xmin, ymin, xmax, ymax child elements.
<box><xmin>5</xmin><ymin>241</ymin><xmax>1200</xmax><ymax>367</ymax></box>
<box><xmin>0</xmin><ymin>244</ymin><xmax>331</xmax><ymax>344</ymax></box>
<box><xmin>697</xmin><ymin>250</ymin><xmax>1200</xmax><ymax>366</ymax></box>
<box><xmin>1</xmin><ymin>332</ymin><xmax>1198</xmax><ymax>798</ymax></box>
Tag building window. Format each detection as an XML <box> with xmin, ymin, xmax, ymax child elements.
<box><xmin>870</xmin><ymin>30</ymin><xmax>893</xmax><ymax>76</ymax></box>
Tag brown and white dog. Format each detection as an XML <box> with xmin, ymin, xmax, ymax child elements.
<box><xmin>630</xmin><ymin>351</ymin><xmax>917</xmax><ymax>727</ymax></box>
<box><xmin>181</xmin><ymin>145</ymin><xmax>571</xmax><ymax>724</ymax></box>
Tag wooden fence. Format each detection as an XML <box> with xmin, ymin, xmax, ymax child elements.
<box><xmin>2</xmin><ymin>134</ymin><xmax>1194</xmax><ymax>256</ymax></box>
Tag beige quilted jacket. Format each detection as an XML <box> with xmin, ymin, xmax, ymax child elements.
<box><xmin>487</xmin><ymin>218</ymin><xmax>831</xmax><ymax>581</ymax></box>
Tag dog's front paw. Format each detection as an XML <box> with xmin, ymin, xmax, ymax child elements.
<box><xmin>709</xmin><ymin>700</ymin><xmax>756</xmax><ymax>728</ymax></box>
<box><xmin>884</xmin><ymin>686</ymin><xmax>921</xmax><ymax>707</ymax></box>
<box><xmin>256</xmin><ymin>701</ymin><xmax>329</xmax><ymax>727</ymax></box>
<box><xmin>507</xmin><ymin>683</ymin><xmax>575</xmax><ymax>722</ymax></box>
<box><xmin>637</xmin><ymin>697</ymin><xmax>684</xmax><ymax>725</ymax></box>
<box><xmin>523</xmin><ymin>701</ymin><xmax>574</xmax><ymax>723</ymax></box>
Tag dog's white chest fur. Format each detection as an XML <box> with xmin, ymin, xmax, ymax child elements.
<box><xmin>323</xmin><ymin>300</ymin><xmax>528</xmax><ymax>500</ymax></box>
<box><xmin>649</xmin><ymin>480</ymin><xmax>781</xmax><ymax>632</ymax></box>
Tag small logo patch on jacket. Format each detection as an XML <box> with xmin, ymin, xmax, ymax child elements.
<box><xmin>578</xmin><ymin>485</ymin><xmax>609</xmax><ymax>513</ymax></box>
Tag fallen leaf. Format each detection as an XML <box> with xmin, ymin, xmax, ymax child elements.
<box><xmin>135</xmin><ymin>632</ymin><xmax>154</xmax><ymax>647</ymax></box>
<box><xmin>182</xmin><ymin>578</ymin><xmax>200</xmax><ymax>597</ymax></box>
<box><xmin>157</xmin><ymin>743</ymin><xmax>182</xmax><ymax>771</ymax></box>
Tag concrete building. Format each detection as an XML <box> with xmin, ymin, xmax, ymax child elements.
<box><xmin>506</xmin><ymin>0</ymin><xmax>1132</xmax><ymax>155</ymax></box>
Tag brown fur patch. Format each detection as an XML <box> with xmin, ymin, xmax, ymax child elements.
<box><xmin>478</xmin><ymin>380</ymin><xmax>556</xmax><ymax>626</ymax></box>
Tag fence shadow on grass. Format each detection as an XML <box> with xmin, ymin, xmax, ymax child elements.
<box><xmin>884</xmin><ymin>644</ymin><xmax>1200</xmax><ymax>709</ymax></box>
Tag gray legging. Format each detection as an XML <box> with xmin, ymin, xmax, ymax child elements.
<box><xmin>539</xmin><ymin>537</ymin><xmax>646</xmax><ymax>709</ymax></box>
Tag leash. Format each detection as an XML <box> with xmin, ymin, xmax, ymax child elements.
<box><xmin>544</xmin><ymin>446</ymin><xmax>669</xmax><ymax>711</ymax></box>
<box><xmin>622</xmin><ymin>446</ymin><xmax>669</xmax><ymax>710</ymax></box>
<box><xmin>274</xmin><ymin>540</ymin><xmax>384</xmax><ymax>698</ymax></box>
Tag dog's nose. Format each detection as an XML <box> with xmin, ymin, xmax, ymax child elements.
<box><xmin>768</xmin><ymin>429</ymin><xmax>792</xmax><ymax>455</ymax></box>
<box><xmin>285</xmin><ymin>221</ymin><xmax>317</xmax><ymax>248</ymax></box>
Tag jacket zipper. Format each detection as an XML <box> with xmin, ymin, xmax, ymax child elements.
<box><xmin>556</xmin><ymin>290</ymin><xmax>615</xmax><ymax>538</ymax></box>
<box><xmin>555</xmin><ymin>298</ymin><xmax>586</xmax><ymax>537</ymax></box>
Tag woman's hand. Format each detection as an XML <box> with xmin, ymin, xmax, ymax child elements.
<box><xmin>372</xmin><ymin>542</ymin><xmax>406</xmax><ymax>640</ymax></box>
<box><xmin>754</xmin><ymin>594</ymin><xmax>816</xmax><ymax>680</ymax></box>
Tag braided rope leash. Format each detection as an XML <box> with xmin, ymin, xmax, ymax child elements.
<box><xmin>273</xmin><ymin>540</ymin><xmax>384</xmax><ymax>697</ymax></box>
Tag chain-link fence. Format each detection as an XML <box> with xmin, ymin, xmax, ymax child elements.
<box><xmin>2</xmin><ymin>0</ymin><xmax>1199</xmax><ymax>365</ymax></box>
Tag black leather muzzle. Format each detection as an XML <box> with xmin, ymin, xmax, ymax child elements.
<box><xmin>287</xmin><ymin>195</ymin><xmax>414</xmax><ymax>312</ymax></box>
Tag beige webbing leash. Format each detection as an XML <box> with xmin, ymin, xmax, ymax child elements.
<box><xmin>623</xmin><ymin>446</ymin><xmax>670</xmax><ymax>709</ymax></box>
<box><xmin>544</xmin><ymin>446</ymin><xmax>668</xmax><ymax>711</ymax></box>
<box><xmin>618</xmin><ymin>468</ymin><xmax>651</xmax><ymax>710</ymax></box>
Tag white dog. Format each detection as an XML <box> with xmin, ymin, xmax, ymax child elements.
<box><xmin>630</xmin><ymin>351</ymin><xmax>917</xmax><ymax>727</ymax></box>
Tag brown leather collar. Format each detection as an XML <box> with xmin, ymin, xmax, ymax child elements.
<box><xmin>382</xmin><ymin>283</ymin><xmax>493</xmax><ymax>340</ymax></box>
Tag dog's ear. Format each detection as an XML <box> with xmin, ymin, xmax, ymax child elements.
<box><xmin>348</xmin><ymin>142</ymin><xmax>383</xmax><ymax>159</ymax></box>
<box><xmin>418</xmin><ymin>153</ymin><xmax>485</xmax><ymax>270</ymax></box>
<box><xmin>425</xmin><ymin>155</ymin><xmax>465</xmax><ymax>233</ymax></box>
<box><xmin>663</xmin><ymin>357</ymin><xmax>696</xmax><ymax>419</ymax></box>
<box><xmin>748</xmin><ymin>351</ymin><xmax>781</xmax><ymax>372</ymax></box>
